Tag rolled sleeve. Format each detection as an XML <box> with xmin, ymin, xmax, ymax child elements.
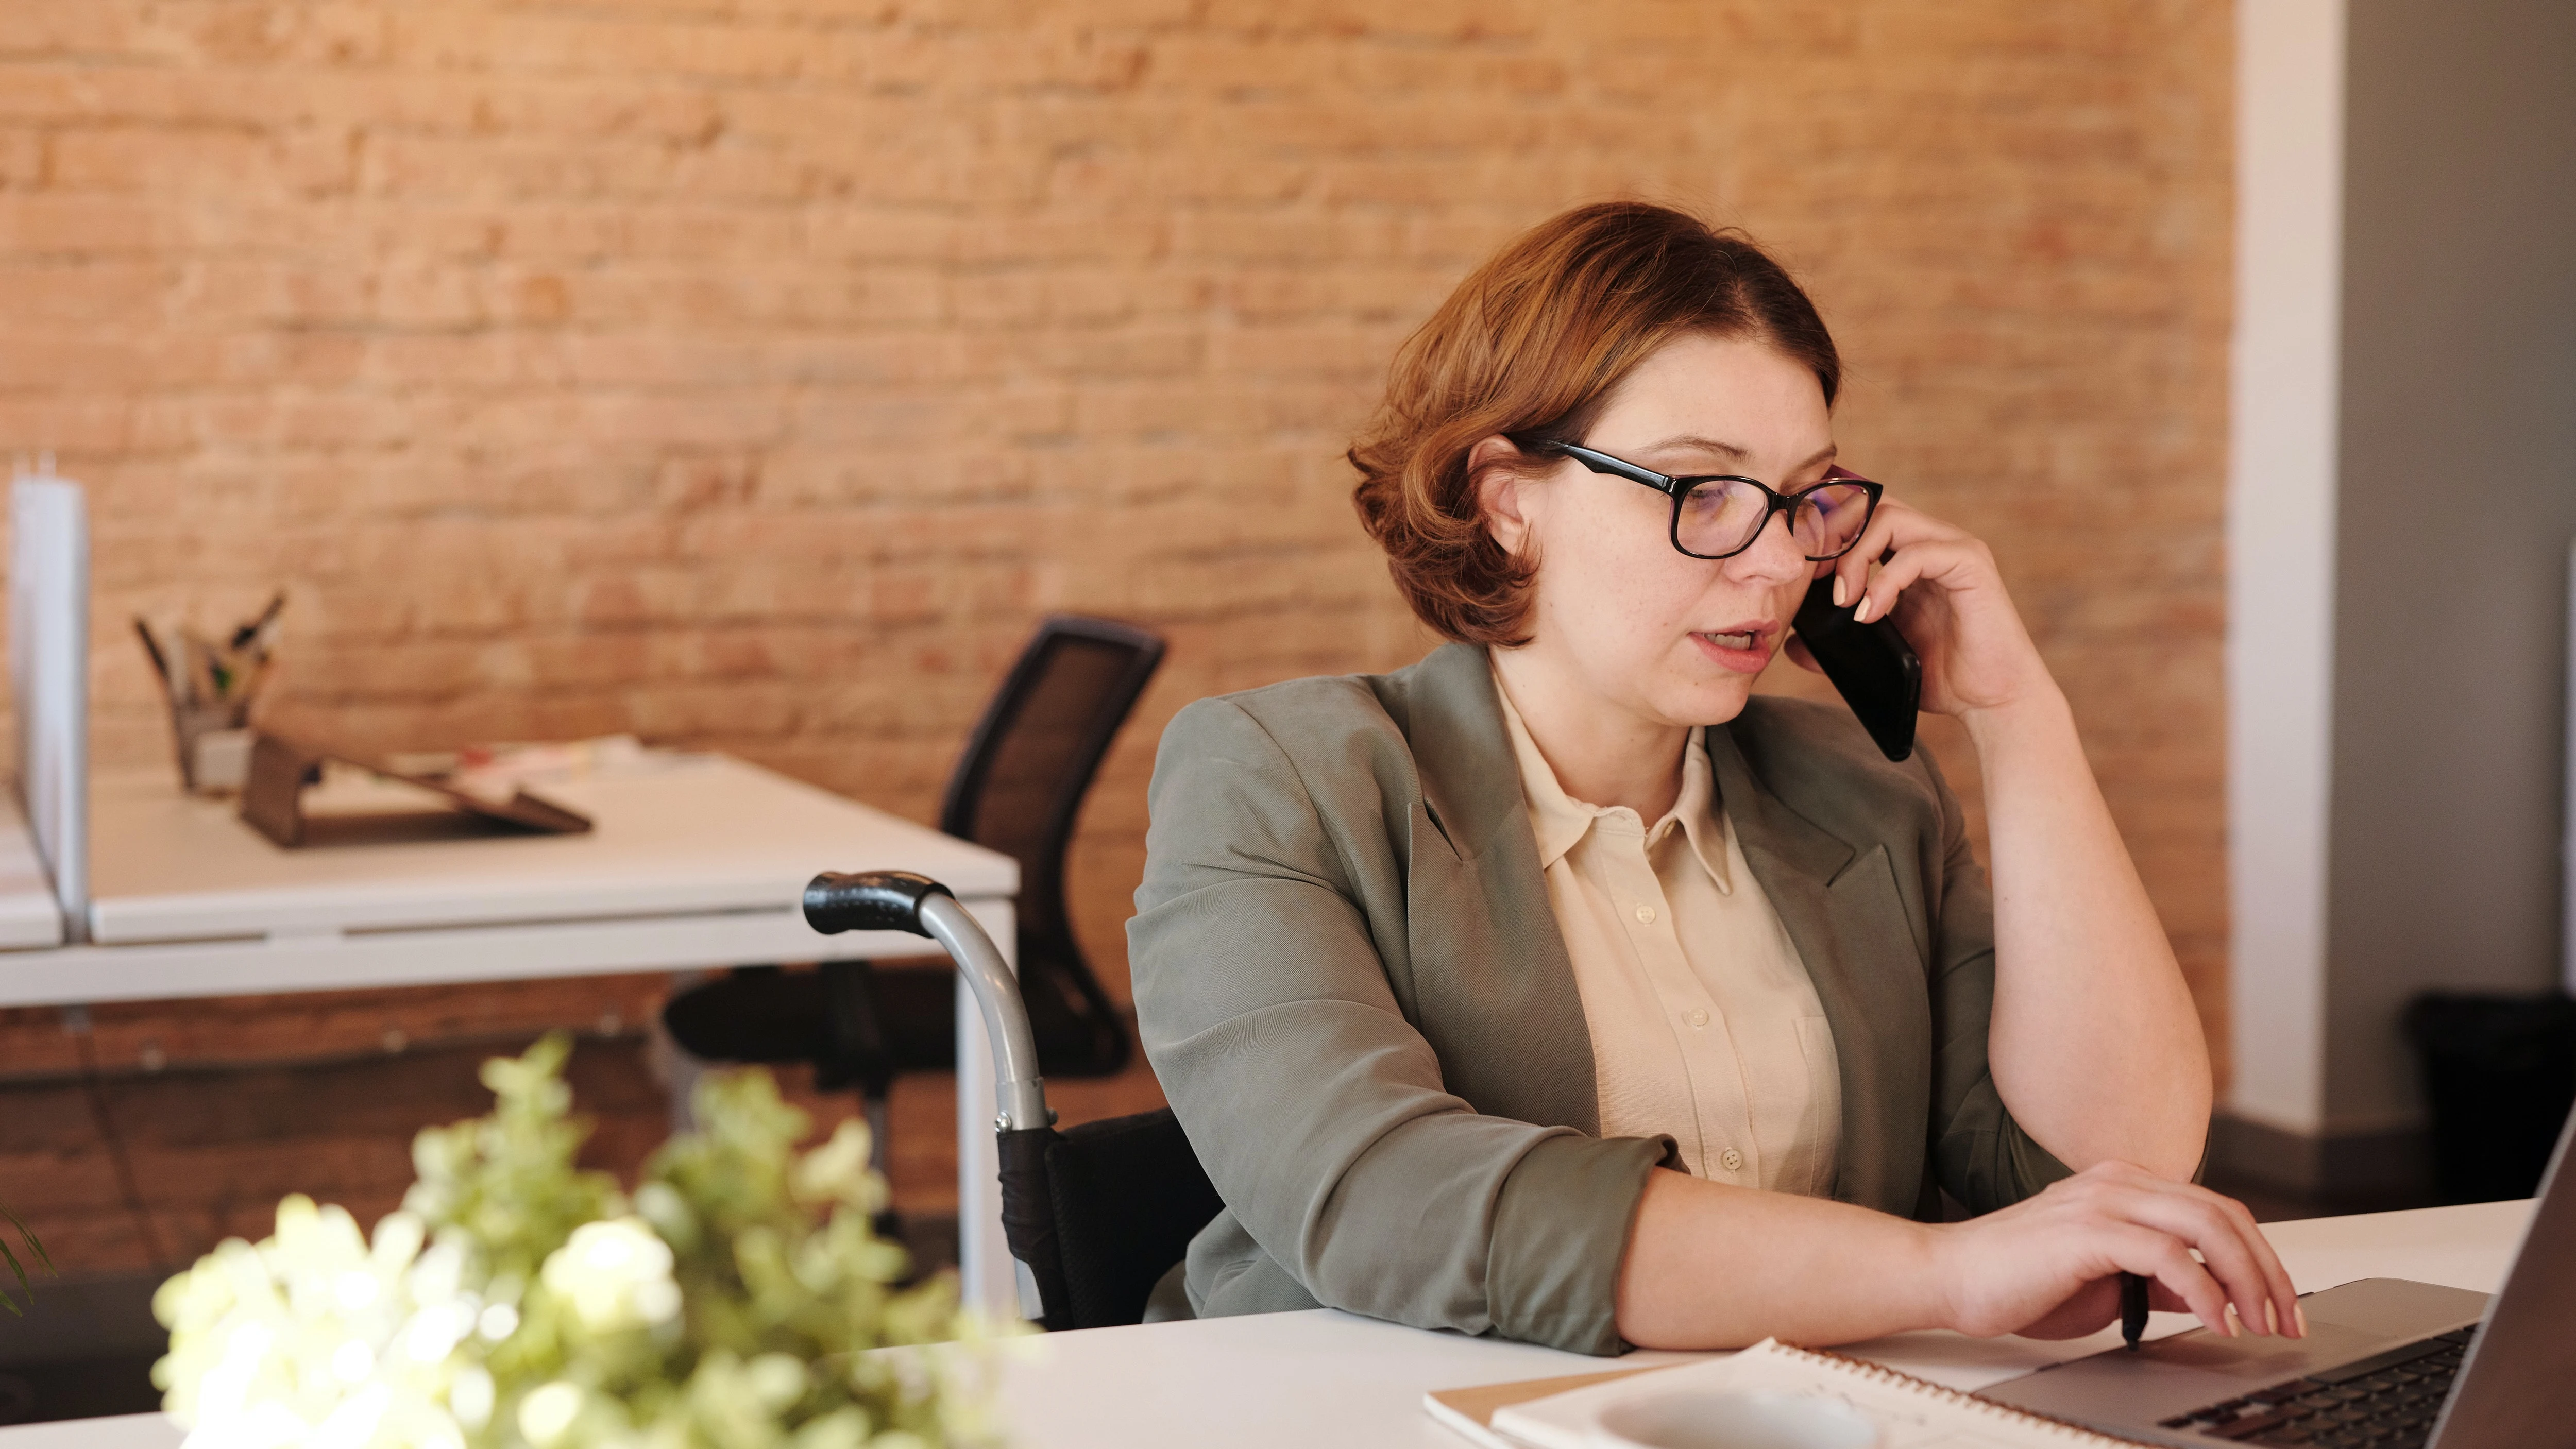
<box><xmin>1920</xmin><ymin>752</ymin><xmax>2073</xmax><ymax>1214</ymax></box>
<box><xmin>1487</xmin><ymin>1134</ymin><xmax>1676</xmax><ymax>1353</ymax></box>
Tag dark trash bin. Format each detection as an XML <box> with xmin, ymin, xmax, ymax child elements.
<box><xmin>2403</xmin><ymin>992</ymin><xmax>2576</xmax><ymax>1204</ymax></box>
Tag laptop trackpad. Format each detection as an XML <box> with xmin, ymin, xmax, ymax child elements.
<box><xmin>1977</xmin><ymin>1278</ymin><xmax>2489</xmax><ymax>1432</ymax></box>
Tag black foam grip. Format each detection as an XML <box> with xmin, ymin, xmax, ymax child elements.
<box><xmin>802</xmin><ymin>871</ymin><xmax>953</xmax><ymax>937</ymax></box>
<box><xmin>997</xmin><ymin>1126</ymin><xmax>1072</xmax><ymax>1332</ymax></box>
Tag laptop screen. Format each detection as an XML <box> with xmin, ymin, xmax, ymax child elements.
<box><xmin>2432</xmin><ymin>1110</ymin><xmax>2576</xmax><ymax>1448</ymax></box>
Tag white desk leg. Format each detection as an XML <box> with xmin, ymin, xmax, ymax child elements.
<box><xmin>951</xmin><ymin>897</ymin><xmax>1028</xmax><ymax>1323</ymax></box>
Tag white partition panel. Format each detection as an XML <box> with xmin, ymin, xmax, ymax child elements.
<box><xmin>2226</xmin><ymin>0</ymin><xmax>2346</xmax><ymax>1135</ymax></box>
<box><xmin>10</xmin><ymin>476</ymin><xmax>87</xmax><ymax>941</ymax></box>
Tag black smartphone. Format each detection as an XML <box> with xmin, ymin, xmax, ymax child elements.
<box><xmin>1790</xmin><ymin>575</ymin><xmax>1921</xmax><ymax>762</ymax></box>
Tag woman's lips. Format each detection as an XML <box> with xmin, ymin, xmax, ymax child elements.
<box><xmin>1691</xmin><ymin>627</ymin><xmax>1775</xmax><ymax>674</ymax></box>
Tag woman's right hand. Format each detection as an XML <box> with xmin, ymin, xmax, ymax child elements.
<box><xmin>1927</xmin><ymin>1161</ymin><xmax>2303</xmax><ymax>1341</ymax></box>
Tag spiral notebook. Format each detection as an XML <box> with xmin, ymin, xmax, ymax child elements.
<box><xmin>1431</xmin><ymin>1338</ymin><xmax>2145</xmax><ymax>1449</ymax></box>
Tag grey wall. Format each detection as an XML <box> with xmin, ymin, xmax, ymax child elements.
<box><xmin>2326</xmin><ymin>0</ymin><xmax>2576</xmax><ymax>1131</ymax></box>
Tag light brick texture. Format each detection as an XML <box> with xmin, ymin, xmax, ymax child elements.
<box><xmin>0</xmin><ymin>1</ymin><xmax>2231</xmax><ymax>1274</ymax></box>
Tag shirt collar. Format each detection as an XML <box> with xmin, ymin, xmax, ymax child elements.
<box><xmin>1669</xmin><ymin>730</ymin><xmax>1736</xmax><ymax>893</ymax></box>
<box><xmin>1492</xmin><ymin>668</ymin><xmax>1736</xmax><ymax>893</ymax></box>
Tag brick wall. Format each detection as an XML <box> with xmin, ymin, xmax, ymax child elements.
<box><xmin>0</xmin><ymin>1</ymin><xmax>2232</xmax><ymax>1275</ymax></box>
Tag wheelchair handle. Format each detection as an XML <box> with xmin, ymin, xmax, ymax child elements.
<box><xmin>804</xmin><ymin>869</ymin><xmax>953</xmax><ymax>935</ymax></box>
<box><xmin>802</xmin><ymin>871</ymin><xmax>1049</xmax><ymax>1132</ymax></box>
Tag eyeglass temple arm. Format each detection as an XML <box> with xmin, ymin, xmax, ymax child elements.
<box><xmin>1530</xmin><ymin>440</ymin><xmax>1683</xmax><ymax>496</ymax></box>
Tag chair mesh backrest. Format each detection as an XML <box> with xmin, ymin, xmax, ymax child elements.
<box><xmin>941</xmin><ymin>618</ymin><xmax>1163</xmax><ymax>941</ymax></box>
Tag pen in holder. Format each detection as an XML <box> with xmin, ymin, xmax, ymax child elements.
<box><xmin>136</xmin><ymin>593</ymin><xmax>283</xmax><ymax>795</ymax></box>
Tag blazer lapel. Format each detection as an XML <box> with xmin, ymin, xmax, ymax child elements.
<box><xmin>1395</xmin><ymin>643</ymin><xmax>1523</xmax><ymax>861</ymax></box>
<box><xmin>1706</xmin><ymin>722</ymin><xmax>1931</xmax><ymax>1216</ymax></box>
<box><xmin>1388</xmin><ymin>644</ymin><xmax>1603</xmax><ymax>1135</ymax></box>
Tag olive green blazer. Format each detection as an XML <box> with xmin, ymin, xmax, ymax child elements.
<box><xmin>1126</xmin><ymin>642</ymin><xmax>2069</xmax><ymax>1356</ymax></box>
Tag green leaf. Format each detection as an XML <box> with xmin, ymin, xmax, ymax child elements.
<box><xmin>0</xmin><ymin>1194</ymin><xmax>57</xmax><ymax>1316</ymax></box>
<box><xmin>0</xmin><ymin>1201</ymin><xmax>55</xmax><ymax>1275</ymax></box>
<box><xmin>0</xmin><ymin>1236</ymin><xmax>26</xmax><ymax>1315</ymax></box>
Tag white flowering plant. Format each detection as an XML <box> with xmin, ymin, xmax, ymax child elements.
<box><xmin>154</xmin><ymin>1034</ymin><xmax>1001</xmax><ymax>1449</ymax></box>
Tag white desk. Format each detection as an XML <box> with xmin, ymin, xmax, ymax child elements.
<box><xmin>5</xmin><ymin>1199</ymin><xmax>2535</xmax><ymax>1448</ymax></box>
<box><xmin>0</xmin><ymin>756</ymin><xmax>1026</xmax><ymax>1318</ymax></box>
<box><xmin>0</xmin><ymin>811</ymin><xmax>63</xmax><ymax>949</ymax></box>
<box><xmin>77</xmin><ymin>758</ymin><xmax>1011</xmax><ymax>957</ymax></box>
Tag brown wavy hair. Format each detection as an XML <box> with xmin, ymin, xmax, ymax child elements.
<box><xmin>1348</xmin><ymin>202</ymin><xmax>1841</xmax><ymax>646</ymax></box>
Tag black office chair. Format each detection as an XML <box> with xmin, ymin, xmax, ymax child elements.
<box><xmin>803</xmin><ymin>870</ymin><xmax>1222</xmax><ymax>1331</ymax></box>
<box><xmin>663</xmin><ymin>615</ymin><xmax>1166</xmax><ymax>1157</ymax></box>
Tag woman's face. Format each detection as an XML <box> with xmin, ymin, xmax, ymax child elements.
<box><xmin>1483</xmin><ymin>332</ymin><xmax>1834</xmax><ymax>729</ymax></box>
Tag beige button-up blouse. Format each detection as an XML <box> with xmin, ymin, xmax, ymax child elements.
<box><xmin>1497</xmin><ymin>677</ymin><xmax>1843</xmax><ymax>1195</ymax></box>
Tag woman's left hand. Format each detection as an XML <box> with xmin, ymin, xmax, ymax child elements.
<box><xmin>1787</xmin><ymin>497</ymin><xmax>2053</xmax><ymax>721</ymax></box>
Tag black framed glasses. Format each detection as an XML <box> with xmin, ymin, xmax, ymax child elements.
<box><xmin>1530</xmin><ymin>440</ymin><xmax>1883</xmax><ymax>562</ymax></box>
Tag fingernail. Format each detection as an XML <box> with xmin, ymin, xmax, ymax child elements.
<box><xmin>2295</xmin><ymin>1304</ymin><xmax>2309</xmax><ymax>1338</ymax></box>
<box><xmin>2261</xmin><ymin>1301</ymin><xmax>2278</xmax><ymax>1336</ymax></box>
<box><xmin>1832</xmin><ymin>575</ymin><xmax>1849</xmax><ymax>608</ymax></box>
<box><xmin>1852</xmin><ymin>594</ymin><xmax>1873</xmax><ymax>624</ymax></box>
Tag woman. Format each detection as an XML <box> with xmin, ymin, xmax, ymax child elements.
<box><xmin>1127</xmin><ymin>202</ymin><xmax>2296</xmax><ymax>1355</ymax></box>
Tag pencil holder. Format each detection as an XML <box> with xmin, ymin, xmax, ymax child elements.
<box><xmin>171</xmin><ymin>701</ymin><xmax>253</xmax><ymax>794</ymax></box>
<box><xmin>137</xmin><ymin>594</ymin><xmax>282</xmax><ymax>796</ymax></box>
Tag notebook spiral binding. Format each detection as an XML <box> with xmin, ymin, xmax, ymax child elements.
<box><xmin>1774</xmin><ymin>1342</ymin><xmax>2148</xmax><ymax>1447</ymax></box>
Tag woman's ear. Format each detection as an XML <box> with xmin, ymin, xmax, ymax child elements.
<box><xmin>1470</xmin><ymin>434</ymin><xmax>1537</xmax><ymax>557</ymax></box>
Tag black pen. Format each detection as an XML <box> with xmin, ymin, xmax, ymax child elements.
<box><xmin>2121</xmin><ymin>1272</ymin><xmax>2150</xmax><ymax>1351</ymax></box>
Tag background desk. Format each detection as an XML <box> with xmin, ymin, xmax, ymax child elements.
<box><xmin>0</xmin><ymin>1199</ymin><xmax>2534</xmax><ymax>1448</ymax></box>
<box><xmin>0</xmin><ymin>812</ymin><xmax>62</xmax><ymax>949</ymax></box>
<box><xmin>0</xmin><ymin>756</ymin><xmax>1027</xmax><ymax>1317</ymax></box>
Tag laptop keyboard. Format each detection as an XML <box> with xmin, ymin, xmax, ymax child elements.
<box><xmin>2156</xmin><ymin>1326</ymin><xmax>2476</xmax><ymax>1447</ymax></box>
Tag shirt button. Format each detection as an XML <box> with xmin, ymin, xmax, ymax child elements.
<box><xmin>1634</xmin><ymin>904</ymin><xmax>1656</xmax><ymax>924</ymax></box>
<box><xmin>1685</xmin><ymin>1008</ymin><xmax>1709</xmax><ymax>1028</ymax></box>
<box><xmin>1721</xmin><ymin>1149</ymin><xmax>1744</xmax><ymax>1172</ymax></box>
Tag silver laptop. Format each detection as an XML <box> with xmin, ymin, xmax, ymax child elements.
<box><xmin>1978</xmin><ymin>1110</ymin><xmax>2576</xmax><ymax>1449</ymax></box>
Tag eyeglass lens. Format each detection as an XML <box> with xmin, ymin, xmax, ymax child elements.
<box><xmin>1677</xmin><ymin>479</ymin><xmax>1875</xmax><ymax>559</ymax></box>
